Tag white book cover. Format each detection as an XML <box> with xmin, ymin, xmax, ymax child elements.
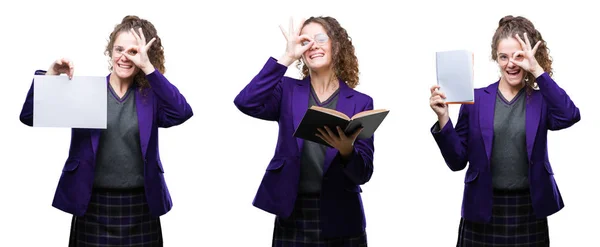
<box><xmin>435</xmin><ymin>50</ymin><xmax>475</xmax><ymax>104</ymax></box>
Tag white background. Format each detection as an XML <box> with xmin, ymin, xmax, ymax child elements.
<box><xmin>1</xmin><ymin>0</ymin><xmax>598</xmax><ymax>246</ymax></box>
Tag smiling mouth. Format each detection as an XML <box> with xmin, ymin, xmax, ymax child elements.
<box><xmin>118</xmin><ymin>64</ymin><xmax>133</xmax><ymax>69</ymax></box>
<box><xmin>506</xmin><ymin>69</ymin><xmax>520</xmax><ymax>76</ymax></box>
<box><xmin>309</xmin><ymin>53</ymin><xmax>324</xmax><ymax>59</ymax></box>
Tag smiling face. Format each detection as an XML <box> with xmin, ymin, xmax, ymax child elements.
<box><xmin>110</xmin><ymin>31</ymin><xmax>140</xmax><ymax>80</ymax></box>
<box><xmin>496</xmin><ymin>36</ymin><xmax>526</xmax><ymax>87</ymax></box>
<box><xmin>300</xmin><ymin>22</ymin><xmax>333</xmax><ymax>72</ymax></box>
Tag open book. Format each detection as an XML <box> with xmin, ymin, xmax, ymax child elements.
<box><xmin>435</xmin><ymin>49</ymin><xmax>475</xmax><ymax>104</ymax></box>
<box><xmin>293</xmin><ymin>106</ymin><xmax>389</xmax><ymax>147</ymax></box>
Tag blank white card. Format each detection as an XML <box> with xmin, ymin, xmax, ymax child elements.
<box><xmin>33</xmin><ymin>75</ymin><xmax>107</xmax><ymax>129</ymax></box>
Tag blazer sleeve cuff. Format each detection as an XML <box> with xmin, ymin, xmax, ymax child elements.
<box><xmin>144</xmin><ymin>68</ymin><xmax>178</xmax><ymax>91</ymax></box>
<box><xmin>431</xmin><ymin>118</ymin><xmax>453</xmax><ymax>136</ymax></box>
<box><xmin>431</xmin><ymin>122</ymin><xmax>442</xmax><ymax>133</ymax></box>
<box><xmin>340</xmin><ymin>149</ymin><xmax>355</xmax><ymax>167</ymax></box>
<box><xmin>267</xmin><ymin>56</ymin><xmax>290</xmax><ymax>72</ymax></box>
<box><xmin>341</xmin><ymin>148</ymin><xmax>371</xmax><ymax>184</ymax></box>
<box><xmin>144</xmin><ymin>68</ymin><xmax>160</xmax><ymax>81</ymax></box>
<box><xmin>534</xmin><ymin>71</ymin><xmax>552</xmax><ymax>87</ymax></box>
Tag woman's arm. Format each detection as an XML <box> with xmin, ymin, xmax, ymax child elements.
<box><xmin>233</xmin><ymin>57</ymin><xmax>288</xmax><ymax>121</ymax></box>
<box><xmin>431</xmin><ymin>104</ymin><xmax>470</xmax><ymax>171</ymax></box>
<box><xmin>534</xmin><ymin>72</ymin><xmax>581</xmax><ymax>130</ymax></box>
<box><xmin>145</xmin><ymin>70</ymin><xmax>194</xmax><ymax>128</ymax></box>
<box><xmin>19</xmin><ymin>70</ymin><xmax>47</xmax><ymax>127</ymax></box>
<box><xmin>340</xmin><ymin>97</ymin><xmax>375</xmax><ymax>185</ymax></box>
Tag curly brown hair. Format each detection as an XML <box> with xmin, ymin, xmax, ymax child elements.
<box><xmin>105</xmin><ymin>15</ymin><xmax>165</xmax><ymax>91</ymax></box>
<box><xmin>491</xmin><ymin>15</ymin><xmax>553</xmax><ymax>93</ymax></box>
<box><xmin>297</xmin><ymin>16</ymin><xmax>360</xmax><ymax>88</ymax></box>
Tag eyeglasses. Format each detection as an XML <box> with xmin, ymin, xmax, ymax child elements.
<box><xmin>113</xmin><ymin>46</ymin><xmax>137</xmax><ymax>56</ymax></box>
<box><xmin>497</xmin><ymin>53</ymin><xmax>524</xmax><ymax>64</ymax></box>
<box><xmin>302</xmin><ymin>33</ymin><xmax>329</xmax><ymax>46</ymax></box>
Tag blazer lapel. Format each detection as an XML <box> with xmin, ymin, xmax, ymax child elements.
<box><xmin>292</xmin><ymin>78</ymin><xmax>310</xmax><ymax>151</ymax></box>
<box><xmin>90</xmin><ymin>130</ymin><xmax>101</xmax><ymax>156</ymax></box>
<box><xmin>90</xmin><ymin>75</ymin><xmax>111</xmax><ymax>157</ymax></box>
<box><xmin>323</xmin><ymin>80</ymin><xmax>355</xmax><ymax>174</ymax></box>
<box><xmin>479</xmin><ymin>82</ymin><xmax>498</xmax><ymax>163</ymax></box>
<box><xmin>136</xmin><ymin>87</ymin><xmax>153</xmax><ymax>159</ymax></box>
<box><xmin>525</xmin><ymin>90</ymin><xmax>541</xmax><ymax>162</ymax></box>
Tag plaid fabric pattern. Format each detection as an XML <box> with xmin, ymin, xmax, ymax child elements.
<box><xmin>68</xmin><ymin>188</ymin><xmax>163</xmax><ymax>247</ymax></box>
<box><xmin>457</xmin><ymin>189</ymin><xmax>549</xmax><ymax>246</ymax></box>
<box><xmin>272</xmin><ymin>194</ymin><xmax>367</xmax><ymax>247</ymax></box>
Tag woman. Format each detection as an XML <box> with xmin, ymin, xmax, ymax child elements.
<box><xmin>429</xmin><ymin>15</ymin><xmax>580</xmax><ymax>246</ymax></box>
<box><xmin>234</xmin><ymin>16</ymin><xmax>373</xmax><ymax>246</ymax></box>
<box><xmin>19</xmin><ymin>15</ymin><xmax>193</xmax><ymax>246</ymax></box>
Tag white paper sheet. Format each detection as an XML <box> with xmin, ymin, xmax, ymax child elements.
<box><xmin>33</xmin><ymin>75</ymin><xmax>107</xmax><ymax>129</ymax></box>
<box><xmin>436</xmin><ymin>50</ymin><xmax>474</xmax><ymax>104</ymax></box>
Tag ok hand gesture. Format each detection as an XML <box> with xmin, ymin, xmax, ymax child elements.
<box><xmin>121</xmin><ymin>27</ymin><xmax>156</xmax><ymax>75</ymax></box>
<box><xmin>278</xmin><ymin>17</ymin><xmax>314</xmax><ymax>66</ymax></box>
<box><xmin>511</xmin><ymin>32</ymin><xmax>545</xmax><ymax>77</ymax></box>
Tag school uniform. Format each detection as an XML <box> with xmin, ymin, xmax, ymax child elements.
<box><xmin>19</xmin><ymin>69</ymin><xmax>193</xmax><ymax>246</ymax></box>
<box><xmin>431</xmin><ymin>73</ymin><xmax>580</xmax><ymax>246</ymax></box>
<box><xmin>234</xmin><ymin>57</ymin><xmax>374</xmax><ymax>246</ymax></box>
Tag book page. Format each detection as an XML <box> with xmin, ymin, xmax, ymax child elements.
<box><xmin>435</xmin><ymin>50</ymin><xmax>474</xmax><ymax>104</ymax></box>
<box><xmin>351</xmin><ymin>109</ymin><xmax>389</xmax><ymax>120</ymax></box>
<box><xmin>310</xmin><ymin>105</ymin><xmax>350</xmax><ymax>120</ymax></box>
<box><xmin>33</xmin><ymin>75</ymin><xmax>107</xmax><ymax>129</ymax></box>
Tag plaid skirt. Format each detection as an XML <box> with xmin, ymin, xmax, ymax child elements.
<box><xmin>272</xmin><ymin>194</ymin><xmax>367</xmax><ymax>247</ymax></box>
<box><xmin>457</xmin><ymin>189</ymin><xmax>550</xmax><ymax>246</ymax></box>
<box><xmin>68</xmin><ymin>187</ymin><xmax>163</xmax><ymax>247</ymax></box>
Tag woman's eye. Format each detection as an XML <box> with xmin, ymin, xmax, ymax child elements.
<box><xmin>315</xmin><ymin>34</ymin><xmax>328</xmax><ymax>43</ymax></box>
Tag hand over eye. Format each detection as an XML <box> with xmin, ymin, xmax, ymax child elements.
<box><xmin>120</xmin><ymin>27</ymin><xmax>156</xmax><ymax>74</ymax></box>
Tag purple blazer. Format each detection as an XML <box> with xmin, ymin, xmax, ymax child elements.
<box><xmin>431</xmin><ymin>72</ymin><xmax>580</xmax><ymax>223</ymax></box>
<box><xmin>19</xmin><ymin>69</ymin><xmax>193</xmax><ymax>217</ymax></box>
<box><xmin>234</xmin><ymin>57</ymin><xmax>375</xmax><ymax>238</ymax></box>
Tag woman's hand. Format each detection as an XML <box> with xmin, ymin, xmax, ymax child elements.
<box><xmin>511</xmin><ymin>32</ymin><xmax>545</xmax><ymax>77</ymax></box>
<box><xmin>121</xmin><ymin>27</ymin><xmax>156</xmax><ymax>75</ymax></box>
<box><xmin>430</xmin><ymin>85</ymin><xmax>450</xmax><ymax>129</ymax></box>
<box><xmin>47</xmin><ymin>58</ymin><xmax>75</xmax><ymax>79</ymax></box>
<box><xmin>316</xmin><ymin>126</ymin><xmax>363</xmax><ymax>158</ymax></box>
<box><xmin>277</xmin><ymin>17</ymin><xmax>314</xmax><ymax>66</ymax></box>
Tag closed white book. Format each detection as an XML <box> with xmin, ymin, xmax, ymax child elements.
<box><xmin>435</xmin><ymin>50</ymin><xmax>475</xmax><ymax>104</ymax></box>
